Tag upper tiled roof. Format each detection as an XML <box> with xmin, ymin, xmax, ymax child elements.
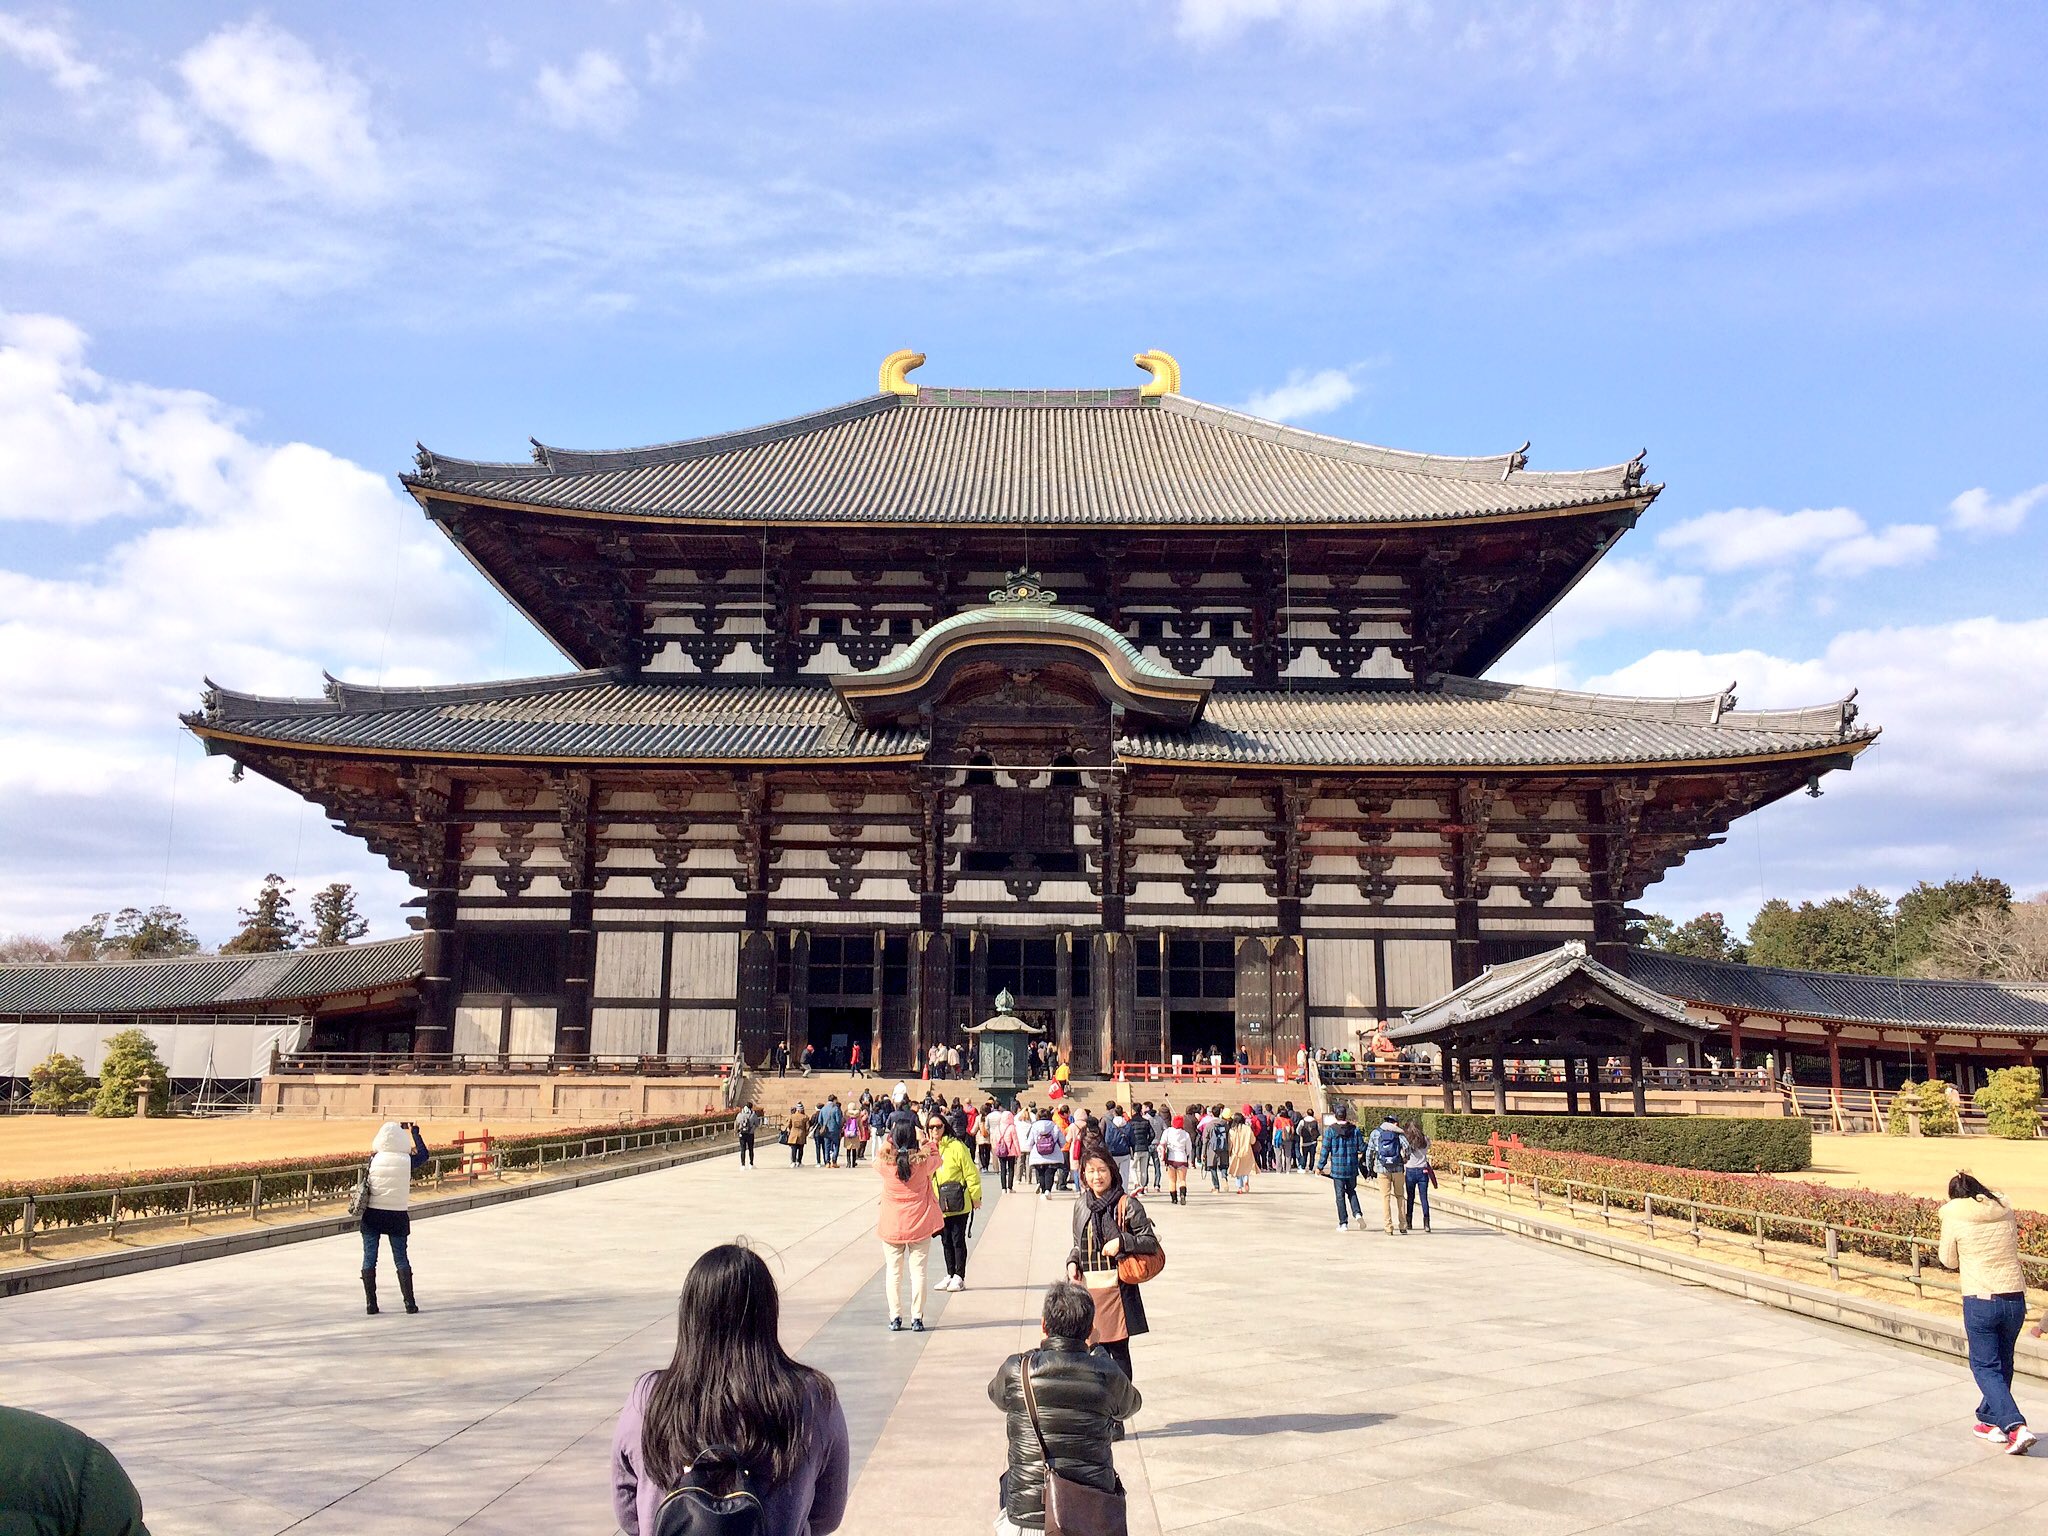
<box><xmin>1627</xmin><ymin>950</ymin><xmax>2048</xmax><ymax>1037</ymax></box>
<box><xmin>406</xmin><ymin>391</ymin><xmax>1652</xmax><ymax>528</ymax></box>
<box><xmin>0</xmin><ymin>936</ymin><xmax>424</xmax><ymax>1017</ymax></box>
<box><xmin>189</xmin><ymin>672</ymin><xmax>1871</xmax><ymax>770</ymax></box>
<box><xmin>1391</xmin><ymin>940</ymin><xmax>1699</xmax><ymax>1041</ymax></box>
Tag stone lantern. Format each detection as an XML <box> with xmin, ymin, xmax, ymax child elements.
<box><xmin>964</xmin><ymin>988</ymin><xmax>1045</xmax><ymax>1110</ymax></box>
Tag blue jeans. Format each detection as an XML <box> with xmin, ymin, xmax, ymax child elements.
<box><xmin>1963</xmin><ymin>1294</ymin><xmax>2029</xmax><ymax>1431</ymax></box>
<box><xmin>1331</xmin><ymin>1175</ymin><xmax>1362</xmax><ymax>1223</ymax></box>
<box><xmin>361</xmin><ymin>1225</ymin><xmax>410</xmax><ymax>1272</ymax></box>
<box><xmin>1405</xmin><ymin>1168</ymin><xmax>1432</xmax><ymax>1228</ymax></box>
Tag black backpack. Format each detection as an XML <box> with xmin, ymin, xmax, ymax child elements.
<box><xmin>652</xmin><ymin>1448</ymin><xmax>763</xmax><ymax>1536</ymax></box>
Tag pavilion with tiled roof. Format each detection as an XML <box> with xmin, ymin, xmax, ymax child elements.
<box><xmin>185</xmin><ymin>351</ymin><xmax>1878</xmax><ymax>1076</ymax></box>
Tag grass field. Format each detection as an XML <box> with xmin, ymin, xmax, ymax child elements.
<box><xmin>1781</xmin><ymin>1132</ymin><xmax>2048</xmax><ymax>1212</ymax></box>
<box><xmin>0</xmin><ymin>1116</ymin><xmax>538</xmax><ymax>1182</ymax></box>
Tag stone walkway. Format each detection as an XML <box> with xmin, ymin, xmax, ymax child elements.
<box><xmin>5</xmin><ymin>1153</ymin><xmax>2047</xmax><ymax>1534</ymax></box>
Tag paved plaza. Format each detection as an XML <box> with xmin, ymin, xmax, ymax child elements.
<box><xmin>5</xmin><ymin>1153</ymin><xmax>2047</xmax><ymax>1535</ymax></box>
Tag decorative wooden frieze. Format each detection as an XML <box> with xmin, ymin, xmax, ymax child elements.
<box><xmin>493</xmin><ymin>820</ymin><xmax>538</xmax><ymax>896</ymax></box>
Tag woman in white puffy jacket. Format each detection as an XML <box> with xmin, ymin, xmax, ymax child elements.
<box><xmin>1939</xmin><ymin>1170</ymin><xmax>2040</xmax><ymax>1455</ymax></box>
<box><xmin>360</xmin><ymin>1120</ymin><xmax>429</xmax><ymax>1316</ymax></box>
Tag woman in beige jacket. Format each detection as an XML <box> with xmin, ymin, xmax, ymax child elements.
<box><xmin>1938</xmin><ymin>1171</ymin><xmax>2038</xmax><ymax>1454</ymax></box>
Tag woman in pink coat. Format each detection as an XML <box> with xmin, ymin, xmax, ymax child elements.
<box><xmin>876</xmin><ymin>1119</ymin><xmax>944</xmax><ymax>1331</ymax></box>
<box><xmin>990</xmin><ymin>1105</ymin><xmax>1022</xmax><ymax>1191</ymax></box>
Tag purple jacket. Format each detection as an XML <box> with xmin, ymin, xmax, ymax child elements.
<box><xmin>611</xmin><ymin>1369</ymin><xmax>849</xmax><ymax>1536</ymax></box>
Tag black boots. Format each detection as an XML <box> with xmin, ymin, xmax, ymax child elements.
<box><xmin>397</xmin><ymin>1268</ymin><xmax>419</xmax><ymax>1314</ymax></box>
<box><xmin>361</xmin><ymin>1269</ymin><xmax>379</xmax><ymax>1315</ymax></box>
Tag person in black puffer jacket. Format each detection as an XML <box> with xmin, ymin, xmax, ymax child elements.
<box><xmin>987</xmin><ymin>1280</ymin><xmax>1141</xmax><ymax>1535</ymax></box>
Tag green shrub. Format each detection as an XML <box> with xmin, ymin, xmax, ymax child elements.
<box><xmin>28</xmin><ymin>1051</ymin><xmax>93</xmax><ymax>1112</ymax></box>
<box><xmin>1975</xmin><ymin>1067</ymin><xmax>2042</xmax><ymax>1140</ymax></box>
<box><xmin>1365</xmin><ymin>1109</ymin><xmax>1811</xmax><ymax>1172</ymax></box>
<box><xmin>1885</xmin><ymin>1079</ymin><xmax>1960</xmax><ymax>1136</ymax></box>
<box><xmin>91</xmin><ymin>1029</ymin><xmax>168</xmax><ymax>1118</ymax></box>
<box><xmin>1432</xmin><ymin>1139</ymin><xmax>2048</xmax><ymax>1270</ymax></box>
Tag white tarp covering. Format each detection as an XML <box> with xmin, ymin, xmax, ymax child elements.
<box><xmin>0</xmin><ymin>1018</ymin><xmax>311</xmax><ymax>1081</ymax></box>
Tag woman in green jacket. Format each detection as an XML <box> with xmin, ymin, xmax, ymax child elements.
<box><xmin>933</xmin><ymin>1109</ymin><xmax>984</xmax><ymax>1292</ymax></box>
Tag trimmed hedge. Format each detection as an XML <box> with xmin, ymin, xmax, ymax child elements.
<box><xmin>0</xmin><ymin>1111</ymin><xmax>734</xmax><ymax>1238</ymax></box>
<box><xmin>1331</xmin><ymin>1101</ymin><xmax>1810</xmax><ymax>1172</ymax></box>
<box><xmin>1433</xmin><ymin>1138</ymin><xmax>2048</xmax><ymax>1270</ymax></box>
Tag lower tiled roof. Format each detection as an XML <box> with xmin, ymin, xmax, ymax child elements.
<box><xmin>0</xmin><ymin>936</ymin><xmax>424</xmax><ymax>1017</ymax></box>
<box><xmin>1390</xmin><ymin>940</ymin><xmax>1698</xmax><ymax>1041</ymax></box>
<box><xmin>189</xmin><ymin>672</ymin><xmax>1871</xmax><ymax>771</ymax></box>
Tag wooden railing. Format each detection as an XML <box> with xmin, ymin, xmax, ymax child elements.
<box><xmin>3</xmin><ymin>1115</ymin><xmax>735</xmax><ymax>1256</ymax></box>
<box><xmin>1447</xmin><ymin>1157</ymin><xmax>2048</xmax><ymax>1303</ymax></box>
<box><xmin>271</xmin><ymin>1051</ymin><xmax>733</xmax><ymax>1078</ymax></box>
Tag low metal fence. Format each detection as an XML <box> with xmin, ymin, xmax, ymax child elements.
<box><xmin>1447</xmin><ymin>1156</ymin><xmax>2048</xmax><ymax>1304</ymax></box>
<box><xmin>2</xmin><ymin>1115</ymin><xmax>734</xmax><ymax>1257</ymax></box>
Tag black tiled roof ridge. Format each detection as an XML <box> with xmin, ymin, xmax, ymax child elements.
<box><xmin>1433</xmin><ymin>676</ymin><xmax>1871</xmax><ymax>740</ymax></box>
<box><xmin>197</xmin><ymin>668</ymin><xmax>628</xmax><ymax>723</ymax></box>
<box><xmin>1631</xmin><ymin>947</ymin><xmax>2034</xmax><ymax>995</ymax></box>
<box><xmin>2</xmin><ymin>934</ymin><xmax>418</xmax><ymax>974</ymax></box>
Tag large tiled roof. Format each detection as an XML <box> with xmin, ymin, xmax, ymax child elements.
<box><xmin>1627</xmin><ymin>950</ymin><xmax>2048</xmax><ymax>1037</ymax></box>
<box><xmin>406</xmin><ymin>390</ymin><xmax>1652</xmax><ymax>527</ymax></box>
<box><xmin>189</xmin><ymin>672</ymin><xmax>1870</xmax><ymax>770</ymax></box>
<box><xmin>0</xmin><ymin>936</ymin><xmax>424</xmax><ymax>1017</ymax></box>
<box><xmin>1390</xmin><ymin>940</ymin><xmax>1700</xmax><ymax>1042</ymax></box>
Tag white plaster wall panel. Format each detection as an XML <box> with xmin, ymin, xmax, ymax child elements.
<box><xmin>454</xmin><ymin>1005</ymin><xmax>499</xmax><ymax>1056</ymax></box>
<box><xmin>595</xmin><ymin>931</ymin><xmax>665</xmax><ymax>998</ymax></box>
<box><xmin>1382</xmin><ymin>940</ymin><xmax>1455</xmax><ymax>1009</ymax></box>
<box><xmin>507</xmin><ymin>1006</ymin><xmax>557</xmax><ymax>1056</ymax></box>
<box><xmin>456</xmin><ymin>905</ymin><xmax>570</xmax><ymax>923</ymax></box>
<box><xmin>670</xmin><ymin>930</ymin><xmax>740</xmax><ymax>1002</ymax></box>
<box><xmin>668</xmin><ymin>1008</ymin><xmax>737</xmax><ymax>1058</ymax></box>
<box><xmin>592</xmin><ymin>1007</ymin><xmax>659</xmax><ymax>1057</ymax></box>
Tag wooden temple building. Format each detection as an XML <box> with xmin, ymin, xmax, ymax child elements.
<box><xmin>184</xmin><ymin>351</ymin><xmax>1880</xmax><ymax>1079</ymax></box>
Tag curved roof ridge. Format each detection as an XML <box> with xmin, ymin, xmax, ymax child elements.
<box><xmin>414</xmin><ymin>395</ymin><xmax>902</xmax><ymax>483</ymax></box>
<box><xmin>196</xmin><ymin>668</ymin><xmax>623</xmax><ymax>722</ymax></box>
<box><xmin>1436</xmin><ymin>676</ymin><xmax>1871</xmax><ymax>739</ymax></box>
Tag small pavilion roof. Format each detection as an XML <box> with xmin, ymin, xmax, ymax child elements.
<box><xmin>406</xmin><ymin>389</ymin><xmax>1654</xmax><ymax>529</ymax></box>
<box><xmin>1389</xmin><ymin>941</ymin><xmax>1703</xmax><ymax>1045</ymax></box>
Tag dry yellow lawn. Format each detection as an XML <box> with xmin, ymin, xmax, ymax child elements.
<box><xmin>1781</xmin><ymin>1132</ymin><xmax>2048</xmax><ymax>1213</ymax></box>
<box><xmin>0</xmin><ymin>1116</ymin><xmax>557</xmax><ymax>1183</ymax></box>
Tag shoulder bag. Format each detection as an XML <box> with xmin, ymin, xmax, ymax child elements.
<box><xmin>347</xmin><ymin>1162</ymin><xmax>371</xmax><ymax>1221</ymax></box>
<box><xmin>1020</xmin><ymin>1359</ymin><xmax>1128</xmax><ymax>1536</ymax></box>
<box><xmin>1113</xmin><ymin>1196</ymin><xmax>1164</xmax><ymax>1285</ymax></box>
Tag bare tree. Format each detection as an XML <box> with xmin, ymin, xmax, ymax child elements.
<box><xmin>1922</xmin><ymin>895</ymin><xmax>2048</xmax><ymax>982</ymax></box>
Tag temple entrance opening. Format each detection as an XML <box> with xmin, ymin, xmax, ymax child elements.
<box><xmin>1169</xmin><ymin>1009</ymin><xmax>1236</xmax><ymax>1065</ymax></box>
<box><xmin>806</xmin><ymin>1005</ymin><xmax>869</xmax><ymax>1071</ymax></box>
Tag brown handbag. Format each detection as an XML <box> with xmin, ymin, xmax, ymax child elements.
<box><xmin>1020</xmin><ymin>1358</ymin><xmax>1129</xmax><ymax>1536</ymax></box>
<box><xmin>1113</xmin><ymin>1195</ymin><xmax>1165</xmax><ymax>1285</ymax></box>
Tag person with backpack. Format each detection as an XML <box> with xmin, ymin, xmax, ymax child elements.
<box><xmin>1026</xmin><ymin>1107</ymin><xmax>1063</xmax><ymax>1197</ymax></box>
<box><xmin>934</xmin><ymin>1111</ymin><xmax>983</xmax><ymax>1292</ymax></box>
<box><xmin>1126</xmin><ymin>1103</ymin><xmax>1157</xmax><ymax>1194</ymax></box>
<box><xmin>611</xmin><ymin>1244</ymin><xmax>848</xmax><ymax>1535</ymax></box>
<box><xmin>986</xmin><ymin>1280</ymin><xmax>1142</xmax><ymax>1536</ymax></box>
<box><xmin>1103</xmin><ymin>1108</ymin><xmax>1136</xmax><ymax>1191</ymax></box>
<box><xmin>783</xmin><ymin>1103</ymin><xmax>809</xmax><ymax>1168</ymax></box>
<box><xmin>1369</xmin><ymin>1115</ymin><xmax>1411</xmax><ymax>1234</ymax></box>
<box><xmin>842</xmin><ymin>1104</ymin><xmax>867</xmax><ymax>1171</ymax></box>
<box><xmin>991</xmin><ymin>1102</ymin><xmax>1021</xmax><ymax>1191</ymax></box>
<box><xmin>878</xmin><ymin>1119</ymin><xmax>944</xmax><ymax>1330</ymax></box>
<box><xmin>1317</xmin><ymin>1106</ymin><xmax>1365</xmax><ymax>1231</ymax></box>
<box><xmin>1203</xmin><ymin>1107</ymin><xmax>1231</xmax><ymax>1193</ymax></box>
<box><xmin>817</xmin><ymin>1096</ymin><xmax>845</xmax><ymax>1168</ymax></box>
<box><xmin>734</xmin><ymin>1103</ymin><xmax>759</xmax><ymax>1167</ymax></box>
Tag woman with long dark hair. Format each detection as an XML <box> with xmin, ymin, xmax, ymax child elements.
<box><xmin>1940</xmin><ymin>1170</ymin><xmax>2040</xmax><ymax>1455</ymax></box>
<box><xmin>934</xmin><ymin>1109</ymin><xmax>983</xmax><ymax>1292</ymax></box>
<box><xmin>877</xmin><ymin>1118</ymin><xmax>944</xmax><ymax>1331</ymax></box>
<box><xmin>610</xmin><ymin>1244</ymin><xmax>849</xmax><ymax>1534</ymax></box>
<box><xmin>1065</xmin><ymin>1143</ymin><xmax>1161</xmax><ymax>1381</ymax></box>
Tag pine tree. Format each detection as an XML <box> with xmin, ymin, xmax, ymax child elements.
<box><xmin>60</xmin><ymin>907</ymin><xmax>200</xmax><ymax>960</ymax></box>
<box><xmin>220</xmin><ymin>874</ymin><xmax>305</xmax><ymax>954</ymax></box>
<box><xmin>29</xmin><ymin>1051</ymin><xmax>93</xmax><ymax>1112</ymax></box>
<box><xmin>307</xmin><ymin>882</ymin><xmax>369</xmax><ymax>947</ymax></box>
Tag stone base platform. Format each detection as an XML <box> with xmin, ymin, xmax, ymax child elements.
<box><xmin>258</xmin><ymin>1070</ymin><xmax>730</xmax><ymax>1121</ymax></box>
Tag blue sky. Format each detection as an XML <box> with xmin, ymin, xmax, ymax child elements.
<box><xmin>1</xmin><ymin>1</ymin><xmax>2044</xmax><ymax>945</ymax></box>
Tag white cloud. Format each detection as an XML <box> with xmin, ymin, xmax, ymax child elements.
<box><xmin>1176</xmin><ymin>0</ymin><xmax>1398</xmax><ymax>45</ymax></box>
<box><xmin>1237</xmin><ymin>366</ymin><xmax>1358</xmax><ymax>422</ymax></box>
<box><xmin>1949</xmin><ymin>482</ymin><xmax>2048</xmax><ymax>536</ymax></box>
<box><xmin>0</xmin><ymin>13</ymin><xmax>103</xmax><ymax>92</ymax></box>
<box><xmin>1814</xmin><ymin>522</ymin><xmax>1939</xmax><ymax>578</ymax></box>
<box><xmin>177</xmin><ymin>19</ymin><xmax>381</xmax><ymax>195</ymax></box>
<box><xmin>535</xmin><ymin>50</ymin><xmax>638</xmax><ymax>135</ymax></box>
<box><xmin>1537</xmin><ymin>556</ymin><xmax>1704</xmax><ymax>655</ymax></box>
<box><xmin>646</xmin><ymin>9</ymin><xmax>708</xmax><ymax>85</ymax></box>
<box><xmin>1589</xmin><ymin>618</ymin><xmax>2048</xmax><ymax>918</ymax></box>
<box><xmin>1656</xmin><ymin>505</ymin><xmax>1865</xmax><ymax>571</ymax></box>
<box><xmin>0</xmin><ymin>312</ymin><xmax>495</xmax><ymax>941</ymax></box>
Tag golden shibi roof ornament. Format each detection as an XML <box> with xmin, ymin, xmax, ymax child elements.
<box><xmin>1134</xmin><ymin>348</ymin><xmax>1181</xmax><ymax>397</ymax></box>
<box><xmin>879</xmin><ymin>349</ymin><xmax>925</xmax><ymax>397</ymax></box>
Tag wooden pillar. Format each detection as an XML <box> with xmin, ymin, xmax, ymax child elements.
<box><xmin>1629</xmin><ymin>1034</ymin><xmax>1646</xmax><ymax>1117</ymax></box>
<box><xmin>1440</xmin><ymin>1044</ymin><xmax>1456</xmax><ymax>1112</ymax></box>
<box><xmin>1563</xmin><ymin>1055</ymin><xmax>1579</xmax><ymax>1115</ymax></box>
<box><xmin>870</xmin><ymin>926</ymin><xmax>886</xmax><ymax>1071</ymax></box>
<box><xmin>788</xmin><ymin>929</ymin><xmax>811</xmax><ymax>1067</ymax></box>
<box><xmin>1727</xmin><ymin>1011</ymin><xmax>1745</xmax><ymax>1067</ymax></box>
<box><xmin>1587</xmin><ymin>1055</ymin><xmax>1604</xmax><ymax>1115</ymax></box>
<box><xmin>413</xmin><ymin>783</ymin><xmax>462</xmax><ymax>1059</ymax></box>
<box><xmin>1921</xmin><ymin>1033</ymin><xmax>1939</xmax><ymax>1080</ymax></box>
<box><xmin>907</xmin><ymin>929</ymin><xmax>950</xmax><ymax>1077</ymax></box>
<box><xmin>1491</xmin><ymin>1039</ymin><xmax>1508</xmax><ymax>1115</ymax></box>
<box><xmin>556</xmin><ymin>773</ymin><xmax>597</xmax><ymax>1062</ymax></box>
<box><xmin>1825</xmin><ymin>1025</ymin><xmax>1843</xmax><ymax>1095</ymax></box>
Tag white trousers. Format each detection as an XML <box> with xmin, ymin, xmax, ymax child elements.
<box><xmin>883</xmin><ymin>1238</ymin><xmax>929</xmax><ymax>1321</ymax></box>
